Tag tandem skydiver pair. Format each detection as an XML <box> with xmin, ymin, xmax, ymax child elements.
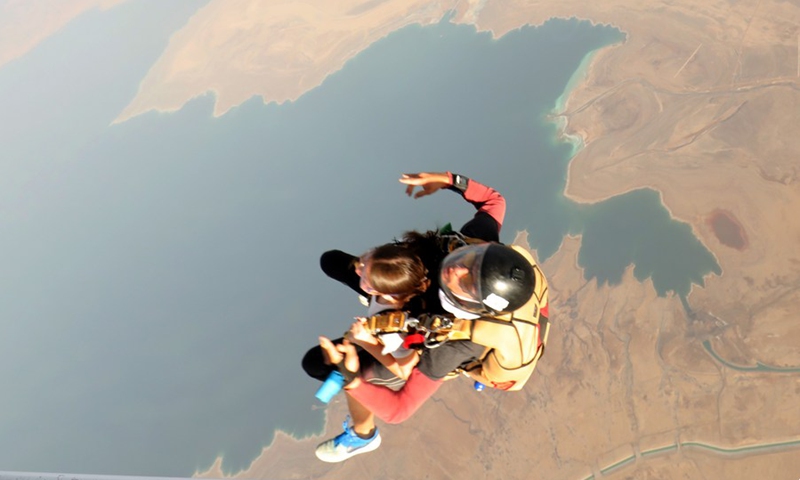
<box><xmin>301</xmin><ymin>171</ymin><xmax>550</xmax><ymax>463</ymax></box>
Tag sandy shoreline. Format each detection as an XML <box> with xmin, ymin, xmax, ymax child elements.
<box><xmin>113</xmin><ymin>0</ymin><xmax>468</xmax><ymax>123</ymax></box>
<box><xmin>193</xmin><ymin>400</ymin><xmax>350</xmax><ymax>478</ymax></box>
<box><xmin>0</xmin><ymin>1</ymin><xmax>129</xmax><ymax>69</ymax></box>
<box><xmin>8</xmin><ymin>1</ymin><xmax>798</xmax><ymax>477</ymax></box>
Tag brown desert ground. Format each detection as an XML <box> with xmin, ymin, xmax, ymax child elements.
<box><xmin>5</xmin><ymin>0</ymin><xmax>791</xmax><ymax>478</ymax></box>
<box><xmin>162</xmin><ymin>0</ymin><xmax>800</xmax><ymax>478</ymax></box>
<box><xmin>0</xmin><ymin>0</ymin><xmax>127</xmax><ymax>68</ymax></box>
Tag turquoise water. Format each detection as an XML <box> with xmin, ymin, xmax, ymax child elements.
<box><xmin>0</xmin><ymin>8</ymin><xmax>718</xmax><ymax>477</ymax></box>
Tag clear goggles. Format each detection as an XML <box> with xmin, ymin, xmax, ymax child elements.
<box><xmin>438</xmin><ymin>244</ymin><xmax>489</xmax><ymax>313</ymax></box>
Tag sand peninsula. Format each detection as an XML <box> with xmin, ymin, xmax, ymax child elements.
<box><xmin>0</xmin><ymin>0</ymin><xmax>128</xmax><ymax>68</ymax></box>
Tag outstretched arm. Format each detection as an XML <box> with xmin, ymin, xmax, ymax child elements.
<box><xmin>400</xmin><ymin>171</ymin><xmax>506</xmax><ymax>240</ymax></box>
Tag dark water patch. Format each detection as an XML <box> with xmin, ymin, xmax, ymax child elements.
<box><xmin>577</xmin><ymin>189</ymin><xmax>721</xmax><ymax>297</ymax></box>
<box><xmin>707</xmin><ymin>209</ymin><xmax>748</xmax><ymax>250</ymax></box>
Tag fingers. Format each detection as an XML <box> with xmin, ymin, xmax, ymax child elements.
<box><xmin>401</xmin><ymin>173</ymin><xmax>441</xmax><ymax>198</ymax></box>
<box><xmin>350</xmin><ymin>317</ymin><xmax>365</xmax><ymax>333</ymax></box>
<box><xmin>319</xmin><ymin>336</ymin><xmax>343</xmax><ymax>364</ymax></box>
<box><xmin>401</xmin><ymin>174</ymin><xmax>419</xmax><ymax>197</ymax></box>
<box><xmin>340</xmin><ymin>339</ymin><xmax>360</xmax><ymax>373</ymax></box>
<box><xmin>341</xmin><ymin>338</ymin><xmax>357</xmax><ymax>352</ymax></box>
<box><xmin>399</xmin><ymin>173</ymin><xmax>425</xmax><ymax>185</ymax></box>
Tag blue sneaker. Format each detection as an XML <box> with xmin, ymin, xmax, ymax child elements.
<box><xmin>315</xmin><ymin>417</ymin><xmax>381</xmax><ymax>463</ymax></box>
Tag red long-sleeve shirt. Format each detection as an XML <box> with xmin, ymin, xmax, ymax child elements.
<box><xmin>450</xmin><ymin>172</ymin><xmax>506</xmax><ymax>229</ymax></box>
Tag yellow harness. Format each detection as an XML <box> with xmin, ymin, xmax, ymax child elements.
<box><xmin>365</xmin><ymin>245</ymin><xmax>550</xmax><ymax>391</ymax></box>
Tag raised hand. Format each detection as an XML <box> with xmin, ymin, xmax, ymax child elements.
<box><xmin>399</xmin><ymin>172</ymin><xmax>450</xmax><ymax>199</ymax></box>
<box><xmin>318</xmin><ymin>336</ymin><xmax>343</xmax><ymax>365</ymax></box>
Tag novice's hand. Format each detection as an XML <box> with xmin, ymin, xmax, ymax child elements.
<box><xmin>338</xmin><ymin>340</ymin><xmax>362</xmax><ymax>389</ymax></box>
<box><xmin>318</xmin><ymin>336</ymin><xmax>343</xmax><ymax>365</ymax></box>
<box><xmin>348</xmin><ymin>317</ymin><xmax>378</xmax><ymax>346</ymax></box>
<box><xmin>399</xmin><ymin>172</ymin><xmax>450</xmax><ymax>199</ymax></box>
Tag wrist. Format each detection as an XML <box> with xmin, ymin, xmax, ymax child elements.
<box><xmin>353</xmin><ymin>335</ymin><xmax>379</xmax><ymax>347</ymax></box>
<box><xmin>343</xmin><ymin>377</ymin><xmax>362</xmax><ymax>390</ymax></box>
<box><xmin>449</xmin><ymin>172</ymin><xmax>469</xmax><ymax>192</ymax></box>
<box><xmin>334</xmin><ymin>360</ymin><xmax>359</xmax><ymax>385</ymax></box>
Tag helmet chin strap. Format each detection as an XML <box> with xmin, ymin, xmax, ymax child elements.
<box><xmin>439</xmin><ymin>289</ymin><xmax>481</xmax><ymax>320</ymax></box>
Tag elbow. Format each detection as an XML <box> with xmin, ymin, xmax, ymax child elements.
<box><xmin>495</xmin><ymin>196</ymin><xmax>507</xmax><ymax>217</ymax></box>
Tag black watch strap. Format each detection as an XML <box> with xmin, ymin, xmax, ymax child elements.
<box><xmin>450</xmin><ymin>173</ymin><xmax>469</xmax><ymax>193</ymax></box>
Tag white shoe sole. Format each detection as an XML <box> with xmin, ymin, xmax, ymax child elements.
<box><xmin>315</xmin><ymin>434</ymin><xmax>382</xmax><ymax>463</ymax></box>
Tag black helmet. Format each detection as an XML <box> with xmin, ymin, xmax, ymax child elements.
<box><xmin>439</xmin><ymin>243</ymin><xmax>535</xmax><ymax>315</ymax></box>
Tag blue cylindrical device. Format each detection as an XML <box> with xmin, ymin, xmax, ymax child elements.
<box><xmin>473</xmin><ymin>381</ymin><xmax>485</xmax><ymax>392</ymax></box>
<box><xmin>315</xmin><ymin>370</ymin><xmax>345</xmax><ymax>403</ymax></box>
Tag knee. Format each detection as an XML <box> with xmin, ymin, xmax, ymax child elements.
<box><xmin>320</xmin><ymin>250</ymin><xmax>354</xmax><ymax>278</ymax></box>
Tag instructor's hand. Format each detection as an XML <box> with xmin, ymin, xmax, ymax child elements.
<box><xmin>400</xmin><ymin>172</ymin><xmax>450</xmax><ymax>199</ymax></box>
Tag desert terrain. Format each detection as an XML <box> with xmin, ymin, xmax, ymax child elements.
<box><xmin>6</xmin><ymin>0</ymin><xmax>798</xmax><ymax>477</ymax></box>
<box><xmin>0</xmin><ymin>0</ymin><xmax>126</xmax><ymax>68</ymax></box>
<box><xmin>183</xmin><ymin>1</ymin><xmax>799</xmax><ymax>478</ymax></box>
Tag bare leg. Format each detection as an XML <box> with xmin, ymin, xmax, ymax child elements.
<box><xmin>319</xmin><ymin>337</ymin><xmax>376</xmax><ymax>436</ymax></box>
<box><xmin>345</xmin><ymin>393</ymin><xmax>375</xmax><ymax>435</ymax></box>
<box><xmin>314</xmin><ymin>337</ymin><xmax>381</xmax><ymax>463</ymax></box>
<box><xmin>338</xmin><ymin>340</ymin><xmax>375</xmax><ymax>435</ymax></box>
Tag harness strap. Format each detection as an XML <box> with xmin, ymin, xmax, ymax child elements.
<box><xmin>365</xmin><ymin>311</ymin><xmax>408</xmax><ymax>334</ymax></box>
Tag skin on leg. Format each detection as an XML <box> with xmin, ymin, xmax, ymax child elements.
<box><xmin>345</xmin><ymin>392</ymin><xmax>375</xmax><ymax>436</ymax></box>
<box><xmin>338</xmin><ymin>339</ymin><xmax>374</xmax><ymax>435</ymax></box>
<box><xmin>319</xmin><ymin>336</ymin><xmax>375</xmax><ymax>436</ymax></box>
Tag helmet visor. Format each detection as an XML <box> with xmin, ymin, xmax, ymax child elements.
<box><xmin>439</xmin><ymin>244</ymin><xmax>488</xmax><ymax>313</ymax></box>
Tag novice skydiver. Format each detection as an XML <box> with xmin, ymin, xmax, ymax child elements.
<box><xmin>306</xmin><ymin>244</ymin><xmax>429</xmax><ymax>391</ymax></box>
